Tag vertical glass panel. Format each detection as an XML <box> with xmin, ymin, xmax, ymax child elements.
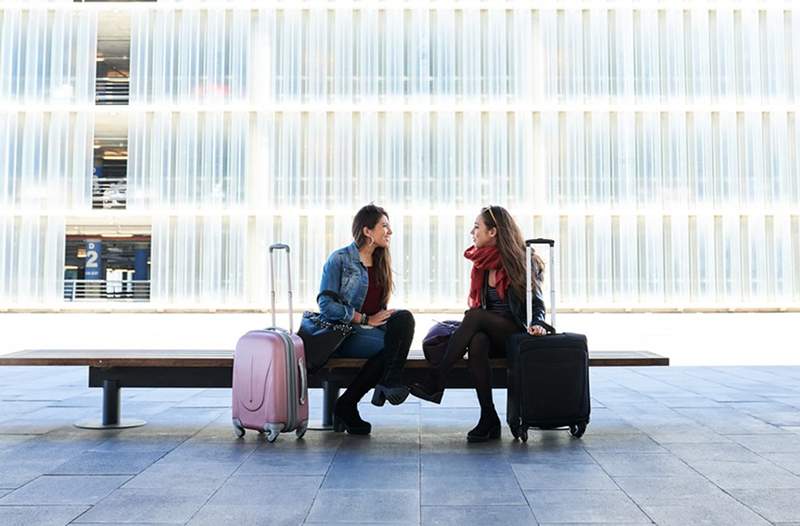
<box><xmin>692</xmin><ymin>214</ymin><xmax>717</xmax><ymax>304</ymax></box>
<box><xmin>667</xmin><ymin>214</ymin><xmax>691</xmax><ymax>304</ymax></box>
<box><xmin>0</xmin><ymin>112</ymin><xmax>93</xmax><ymax>211</ymax></box>
<box><xmin>0</xmin><ymin>9</ymin><xmax>97</xmax><ymax>104</ymax></box>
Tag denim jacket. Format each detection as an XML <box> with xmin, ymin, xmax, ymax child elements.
<box><xmin>317</xmin><ymin>242</ymin><xmax>382</xmax><ymax>323</ymax></box>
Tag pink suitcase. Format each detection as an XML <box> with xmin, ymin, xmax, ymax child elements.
<box><xmin>232</xmin><ymin>243</ymin><xmax>309</xmax><ymax>442</ymax></box>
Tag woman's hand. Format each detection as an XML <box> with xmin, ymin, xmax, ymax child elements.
<box><xmin>368</xmin><ymin>309</ymin><xmax>395</xmax><ymax>327</ymax></box>
<box><xmin>527</xmin><ymin>324</ymin><xmax>547</xmax><ymax>336</ymax></box>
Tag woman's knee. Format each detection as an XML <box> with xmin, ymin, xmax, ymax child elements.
<box><xmin>387</xmin><ymin>309</ymin><xmax>415</xmax><ymax>334</ymax></box>
<box><xmin>462</xmin><ymin>308</ymin><xmax>490</xmax><ymax>330</ymax></box>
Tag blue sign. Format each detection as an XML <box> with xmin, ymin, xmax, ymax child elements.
<box><xmin>85</xmin><ymin>241</ymin><xmax>102</xmax><ymax>280</ymax></box>
<box><xmin>134</xmin><ymin>248</ymin><xmax>149</xmax><ymax>281</ymax></box>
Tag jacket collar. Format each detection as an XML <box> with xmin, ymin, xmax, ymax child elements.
<box><xmin>345</xmin><ymin>242</ymin><xmax>363</xmax><ymax>266</ymax></box>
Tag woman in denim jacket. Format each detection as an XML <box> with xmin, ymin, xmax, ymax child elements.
<box><xmin>410</xmin><ymin>205</ymin><xmax>549</xmax><ymax>442</ymax></box>
<box><xmin>304</xmin><ymin>204</ymin><xmax>415</xmax><ymax>435</ymax></box>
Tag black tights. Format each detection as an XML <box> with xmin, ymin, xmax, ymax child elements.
<box><xmin>436</xmin><ymin>308</ymin><xmax>521</xmax><ymax>413</ymax></box>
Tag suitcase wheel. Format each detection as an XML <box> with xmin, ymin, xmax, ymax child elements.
<box><xmin>295</xmin><ymin>422</ymin><xmax>308</xmax><ymax>439</ymax></box>
<box><xmin>232</xmin><ymin>419</ymin><xmax>245</xmax><ymax>439</ymax></box>
<box><xmin>509</xmin><ymin>423</ymin><xmax>523</xmax><ymax>441</ymax></box>
<box><xmin>264</xmin><ymin>424</ymin><xmax>282</xmax><ymax>443</ymax></box>
<box><xmin>510</xmin><ymin>424</ymin><xmax>528</xmax><ymax>443</ymax></box>
<box><xmin>569</xmin><ymin>423</ymin><xmax>587</xmax><ymax>438</ymax></box>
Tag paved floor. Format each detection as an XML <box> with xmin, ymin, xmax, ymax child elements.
<box><xmin>1</xmin><ymin>366</ymin><xmax>799</xmax><ymax>525</ymax></box>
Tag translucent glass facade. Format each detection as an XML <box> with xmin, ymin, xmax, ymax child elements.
<box><xmin>1</xmin><ymin>8</ymin><xmax>95</xmax><ymax>306</ymax></box>
<box><xmin>2</xmin><ymin>3</ymin><xmax>799</xmax><ymax>309</ymax></box>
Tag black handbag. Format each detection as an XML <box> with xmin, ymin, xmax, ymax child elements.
<box><xmin>297</xmin><ymin>290</ymin><xmax>354</xmax><ymax>373</ymax></box>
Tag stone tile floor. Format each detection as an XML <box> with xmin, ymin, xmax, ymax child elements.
<box><xmin>1</xmin><ymin>365</ymin><xmax>799</xmax><ymax>525</ymax></box>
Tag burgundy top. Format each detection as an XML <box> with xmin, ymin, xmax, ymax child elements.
<box><xmin>360</xmin><ymin>266</ymin><xmax>383</xmax><ymax>316</ymax></box>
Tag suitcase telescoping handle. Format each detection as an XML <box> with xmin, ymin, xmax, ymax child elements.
<box><xmin>269</xmin><ymin>243</ymin><xmax>294</xmax><ymax>333</ymax></box>
<box><xmin>525</xmin><ymin>238</ymin><xmax>556</xmax><ymax>330</ymax></box>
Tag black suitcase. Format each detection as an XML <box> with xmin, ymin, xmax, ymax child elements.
<box><xmin>506</xmin><ymin>238</ymin><xmax>590</xmax><ymax>442</ymax></box>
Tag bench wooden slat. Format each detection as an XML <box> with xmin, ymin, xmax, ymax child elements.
<box><xmin>0</xmin><ymin>349</ymin><xmax>669</xmax><ymax>367</ymax></box>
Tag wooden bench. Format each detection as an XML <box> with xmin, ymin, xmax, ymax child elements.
<box><xmin>0</xmin><ymin>349</ymin><xmax>668</xmax><ymax>429</ymax></box>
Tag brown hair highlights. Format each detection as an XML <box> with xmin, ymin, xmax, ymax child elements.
<box><xmin>352</xmin><ymin>204</ymin><xmax>394</xmax><ymax>307</ymax></box>
<box><xmin>480</xmin><ymin>205</ymin><xmax>545</xmax><ymax>296</ymax></box>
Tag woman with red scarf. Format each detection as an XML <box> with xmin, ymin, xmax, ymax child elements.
<box><xmin>410</xmin><ymin>206</ymin><xmax>549</xmax><ymax>442</ymax></box>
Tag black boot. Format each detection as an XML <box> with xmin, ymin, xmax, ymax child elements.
<box><xmin>333</xmin><ymin>353</ymin><xmax>384</xmax><ymax>435</ymax></box>
<box><xmin>410</xmin><ymin>320</ymin><xmax>472</xmax><ymax>404</ymax></box>
<box><xmin>467</xmin><ymin>407</ymin><xmax>501</xmax><ymax>443</ymax></box>
<box><xmin>372</xmin><ymin>310</ymin><xmax>415</xmax><ymax>406</ymax></box>
<box><xmin>408</xmin><ymin>369</ymin><xmax>444</xmax><ymax>404</ymax></box>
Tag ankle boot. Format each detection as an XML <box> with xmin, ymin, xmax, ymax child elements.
<box><xmin>372</xmin><ymin>310</ymin><xmax>415</xmax><ymax>406</ymax></box>
<box><xmin>333</xmin><ymin>397</ymin><xmax>371</xmax><ymax>435</ymax></box>
<box><xmin>409</xmin><ymin>369</ymin><xmax>444</xmax><ymax>404</ymax></box>
<box><xmin>467</xmin><ymin>408</ymin><xmax>501</xmax><ymax>442</ymax></box>
<box><xmin>333</xmin><ymin>354</ymin><xmax>384</xmax><ymax>434</ymax></box>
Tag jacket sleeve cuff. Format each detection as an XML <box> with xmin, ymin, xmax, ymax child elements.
<box><xmin>342</xmin><ymin>304</ymin><xmax>355</xmax><ymax>323</ymax></box>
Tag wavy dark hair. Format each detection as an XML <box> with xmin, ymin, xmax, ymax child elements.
<box><xmin>480</xmin><ymin>205</ymin><xmax>545</xmax><ymax>297</ymax></box>
<box><xmin>352</xmin><ymin>204</ymin><xmax>394</xmax><ymax>307</ymax></box>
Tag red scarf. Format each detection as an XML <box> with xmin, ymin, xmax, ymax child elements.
<box><xmin>464</xmin><ymin>245</ymin><xmax>510</xmax><ymax>308</ymax></box>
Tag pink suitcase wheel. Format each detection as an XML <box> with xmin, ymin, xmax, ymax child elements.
<box><xmin>264</xmin><ymin>424</ymin><xmax>282</xmax><ymax>443</ymax></box>
<box><xmin>232</xmin><ymin>419</ymin><xmax>245</xmax><ymax>439</ymax></box>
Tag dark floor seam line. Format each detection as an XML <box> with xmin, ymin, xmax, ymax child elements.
<box><xmin>640</xmin><ymin>369</ymin><xmax>723</xmax><ymax>400</ymax></box>
<box><xmin>678</xmin><ymin>369</ymin><xmax>763</xmax><ymax>400</ymax></box>
<box><xmin>301</xmin><ymin>425</ymin><xmax>343</xmax><ymax>524</ymax></box>
<box><xmin>518</xmin><ymin>476</ymin><xmax>541</xmax><ymax>525</ymax></box>
<box><xmin>0</xmin><ymin>503</ymin><xmax>94</xmax><ymax>507</ymax></box>
<box><xmin>64</xmin><ymin>502</ymin><xmax>94</xmax><ymax>524</ymax></box>
<box><xmin>756</xmin><ymin>446</ymin><xmax>800</xmax><ymax>478</ymax></box>
<box><xmin>177</xmin><ymin>413</ymin><xmax>258</xmax><ymax>525</ymax></box>
<box><xmin>583</xmin><ymin>445</ymin><xmax>657</xmax><ymax>525</ymax></box>
<box><xmin>62</xmin><ymin>409</ymin><xmax>219</xmax><ymax>525</ymax></box>
<box><xmin>662</xmin><ymin>440</ymin><xmax>776</xmax><ymax>526</ymax></box>
<box><xmin>708</xmin><ymin>366</ymin><xmax>788</xmax><ymax>387</ymax></box>
<box><xmin>624</xmin><ymin>367</ymin><xmax>684</xmax><ymax>395</ymax></box>
<box><xmin>420</xmin><ymin>502</ymin><xmax>534</xmax><ymax>507</ymax></box>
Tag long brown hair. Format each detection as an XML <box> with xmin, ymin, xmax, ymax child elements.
<box><xmin>481</xmin><ymin>205</ymin><xmax>545</xmax><ymax>296</ymax></box>
<box><xmin>352</xmin><ymin>204</ymin><xmax>394</xmax><ymax>307</ymax></box>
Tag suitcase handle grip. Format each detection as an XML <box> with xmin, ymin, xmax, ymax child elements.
<box><xmin>269</xmin><ymin>243</ymin><xmax>290</xmax><ymax>252</ymax></box>
<box><xmin>298</xmin><ymin>358</ymin><xmax>307</xmax><ymax>405</ymax></box>
<box><xmin>526</xmin><ymin>238</ymin><xmax>554</xmax><ymax>247</ymax></box>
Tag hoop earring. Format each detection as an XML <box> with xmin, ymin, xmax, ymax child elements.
<box><xmin>367</xmin><ymin>237</ymin><xmax>375</xmax><ymax>246</ymax></box>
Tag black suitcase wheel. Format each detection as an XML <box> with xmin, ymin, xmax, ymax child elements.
<box><xmin>569</xmin><ymin>423</ymin><xmax>586</xmax><ymax>438</ymax></box>
<box><xmin>510</xmin><ymin>423</ymin><xmax>522</xmax><ymax>440</ymax></box>
<box><xmin>516</xmin><ymin>427</ymin><xmax>528</xmax><ymax>443</ymax></box>
<box><xmin>509</xmin><ymin>423</ymin><xmax>528</xmax><ymax>443</ymax></box>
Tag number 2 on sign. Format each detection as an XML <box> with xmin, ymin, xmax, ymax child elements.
<box><xmin>86</xmin><ymin>243</ymin><xmax>98</xmax><ymax>269</ymax></box>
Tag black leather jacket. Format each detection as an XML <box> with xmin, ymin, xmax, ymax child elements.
<box><xmin>479</xmin><ymin>270</ymin><xmax>548</xmax><ymax>331</ymax></box>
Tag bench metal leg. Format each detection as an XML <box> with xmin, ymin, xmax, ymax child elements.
<box><xmin>75</xmin><ymin>380</ymin><xmax>146</xmax><ymax>430</ymax></box>
<box><xmin>309</xmin><ymin>380</ymin><xmax>339</xmax><ymax>431</ymax></box>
